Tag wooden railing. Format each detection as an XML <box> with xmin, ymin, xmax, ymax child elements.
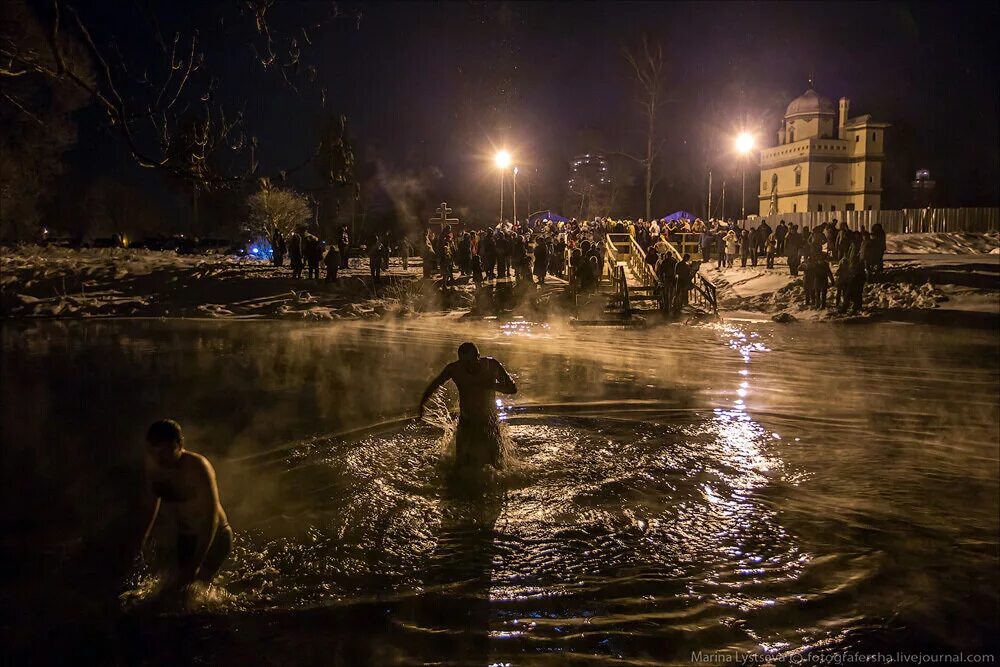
<box><xmin>615</xmin><ymin>265</ymin><xmax>631</xmax><ymax>317</ymax></box>
<box><xmin>628</xmin><ymin>235</ymin><xmax>659</xmax><ymax>287</ymax></box>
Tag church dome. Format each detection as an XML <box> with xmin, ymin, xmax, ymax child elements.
<box><xmin>785</xmin><ymin>89</ymin><xmax>836</xmax><ymax>118</ymax></box>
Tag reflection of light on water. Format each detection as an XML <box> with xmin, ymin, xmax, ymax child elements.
<box><xmin>499</xmin><ymin>319</ymin><xmax>550</xmax><ymax>338</ymax></box>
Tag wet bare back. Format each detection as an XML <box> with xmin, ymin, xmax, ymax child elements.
<box><xmin>448</xmin><ymin>358</ymin><xmax>505</xmax><ymax>422</ymax></box>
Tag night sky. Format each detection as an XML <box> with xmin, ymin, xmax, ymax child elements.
<box><xmin>63</xmin><ymin>1</ymin><xmax>1000</xmax><ymax>231</ymax></box>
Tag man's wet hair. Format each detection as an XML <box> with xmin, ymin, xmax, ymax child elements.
<box><xmin>147</xmin><ymin>419</ymin><xmax>183</xmax><ymax>445</ymax></box>
<box><xmin>458</xmin><ymin>342</ymin><xmax>480</xmax><ymax>360</ymax></box>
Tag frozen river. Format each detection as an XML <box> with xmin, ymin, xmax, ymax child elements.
<box><xmin>2</xmin><ymin>318</ymin><xmax>997</xmax><ymax>664</ymax></box>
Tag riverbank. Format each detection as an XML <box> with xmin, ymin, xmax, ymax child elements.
<box><xmin>0</xmin><ymin>244</ymin><xmax>577</xmax><ymax>320</ymax></box>
<box><xmin>701</xmin><ymin>232</ymin><xmax>999</xmax><ymax>327</ymax></box>
<box><xmin>3</xmin><ymin>232</ymin><xmax>998</xmax><ymax>325</ymax></box>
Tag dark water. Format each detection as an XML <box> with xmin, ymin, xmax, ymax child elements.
<box><xmin>1</xmin><ymin>318</ymin><xmax>997</xmax><ymax>665</ymax></box>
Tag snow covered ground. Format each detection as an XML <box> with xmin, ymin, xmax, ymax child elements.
<box><xmin>0</xmin><ymin>245</ymin><xmax>462</xmax><ymax>320</ymax></box>
<box><xmin>700</xmin><ymin>232</ymin><xmax>999</xmax><ymax>325</ymax></box>
<box><xmin>2</xmin><ymin>232</ymin><xmax>997</xmax><ymax>325</ymax></box>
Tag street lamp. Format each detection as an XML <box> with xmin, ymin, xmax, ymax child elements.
<box><xmin>735</xmin><ymin>132</ymin><xmax>755</xmax><ymax>220</ymax></box>
<box><xmin>512</xmin><ymin>166</ymin><xmax>519</xmax><ymax>226</ymax></box>
<box><xmin>495</xmin><ymin>150</ymin><xmax>511</xmax><ymax>224</ymax></box>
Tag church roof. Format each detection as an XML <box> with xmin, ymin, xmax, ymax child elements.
<box><xmin>785</xmin><ymin>88</ymin><xmax>836</xmax><ymax>118</ymax></box>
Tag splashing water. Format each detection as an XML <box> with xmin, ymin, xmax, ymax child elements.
<box><xmin>420</xmin><ymin>387</ymin><xmax>517</xmax><ymax>484</ymax></box>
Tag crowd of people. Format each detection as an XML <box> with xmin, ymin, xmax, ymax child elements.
<box><xmin>265</xmin><ymin>213</ymin><xmax>886</xmax><ymax>314</ymax></box>
<box><xmin>419</xmin><ymin>218</ymin><xmax>609</xmax><ymax>293</ymax></box>
<box><xmin>693</xmin><ymin>218</ymin><xmax>887</xmax><ymax>313</ymax></box>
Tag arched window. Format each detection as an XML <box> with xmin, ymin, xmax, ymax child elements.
<box><xmin>825</xmin><ymin>165</ymin><xmax>836</xmax><ymax>185</ymax></box>
<box><xmin>771</xmin><ymin>173</ymin><xmax>778</xmax><ymax>190</ymax></box>
<box><xmin>788</xmin><ymin>127</ymin><xmax>795</xmax><ymax>143</ymax></box>
<box><xmin>794</xmin><ymin>167</ymin><xmax>802</xmax><ymax>187</ymax></box>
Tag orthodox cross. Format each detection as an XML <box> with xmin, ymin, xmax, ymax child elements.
<box><xmin>429</xmin><ymin>201</ymin><xmax>459</xmax><ymax>227</ymax></box>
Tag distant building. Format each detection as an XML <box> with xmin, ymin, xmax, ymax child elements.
<box><xmin>567</xmin><ymin>153</ymin><xmax>611</xmax><ymax>220</ymax></box>
<box><xmin>758</xmin><ymin>88</ymin><xmax>890</xmax><ymax>216</ymax></box>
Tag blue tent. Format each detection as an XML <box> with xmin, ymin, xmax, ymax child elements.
<box><xmin>528</xmin><ymin>210</ymin><xmax>571</xmax><ymax>224</ymax></box>
<box><xmin>662</xmin><ymin>210</ymin><xmax>697</xmax><ymax>222</ymax></box>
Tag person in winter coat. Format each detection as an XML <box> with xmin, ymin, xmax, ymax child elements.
<box><xmin>775</xmin><ymin>220</ymin><xmax>787</xmax><ymax>255</ymax></box>
<box><xmin>869</xmin><ymin>223</ymin><xmax>887</xmax><ymax>276</ymax></box>
<box><xmin>813</xmin><ymin>252</ymin><xmax>835</xmax><ymax>309</ymax></box>
<box><xmin>271</xmin><ymin>228</ymin><xmax>286</xmax><ymax>267</ymax></box>
<box><xmin>288</xmin><ymin>231</ymin><xmax>303</xmax><ymax>278</ymax></box>
<box><xmin>480</xmin><ymin>230</ymin><xmax>497</xmax><ymax>281</ymax></box>
<box><xmin>826</xmin><ymin>223</ymin><xmax>840</xmax><ymax>261</ymax></box>
<box><xmin>801</xmin><ymin>256</ymin><xmax>816</xmax><ymax>307</ymax></box>
<box><xmin>765</xmin><ymin>233</ymin><xmax>777</xmax><ymax>269</ymax></box>
<box><xmin>847</xmin><ymin>255</ymin><xmax>867</xmax><ymax>313</ymax></box>
<box><xmin>673</xmin><ymin>254</ymin><xmax>692</xmax><ymax>313</ymax></box>
<box><xmin>656</xmin><ymin>251</ymin><xmax>678</xmax><ymax>314</ymax></box>
<box><xmin>422</xmin><ymin>231</ymin><xmax>437</xmax><ymax>278</ymax></box>
<box><xmin>724</xmin><ymin>230</ymin><xmax>738</xmax><ymax>268</ymax></box>
<box><xmin>324</xmin><ymin>243</ymin><xmax>341</xmax><ymax>282</ymax></box>
<box><xmin>303</xmin><ymin>233</ymin><xmax>321</xmax><ymax>279</ymax></box>
<box><xmin>740</xmin><ymin>229</ymin><xmax>751</xmax><ymax>267</ymax></box>
<box><xmin>369</xmin><ymin>236</ymin><xmax>384</xmax><ymax>283</ymax></box>
<box><xmin>700</xmin><ymin>230</ymin><xmax>713</xmax><ymax>263</ymax></box>
<box><xmin>715</xmin><ymin>231</ymin><xmax>727</xmax><ymax>269</ymax></box>
<box><xmin>339</xmin><ymin>226</ymin><xmax>350</xmax><ymax>269</ymax></box>
<box><xmin>400</xmin><ymin>238</ymin><xmax>411</xmax><ymax>271</ymax></box>
<box><xmin>471</xmin><ymin>253</ymin><xmax>484</xmax><ymax>285</ymax></box>
<box><xmin>785</xmin><ymin>227</ymin><xmax>802</xmax><ymax>276</ymax></box>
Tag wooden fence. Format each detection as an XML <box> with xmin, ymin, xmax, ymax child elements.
<box><xmin>744</xmin><ymin>208</ymin><xmax>998</xmax><ymax>233</ymax></box>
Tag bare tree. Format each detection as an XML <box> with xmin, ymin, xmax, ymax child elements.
<box><xmin>623</xmin><ymin>35</ymin><xmax>666</xmax><ymax>222</ymax></box>
<box><xmin>0</xmin><ymin>0</ymin><xmax>360</xmax><ymax>193</ymax></box>
<box><xmin>247</xmin><ymin>187</ymin><xmax>311</xmax><ymax>237</ymax></box>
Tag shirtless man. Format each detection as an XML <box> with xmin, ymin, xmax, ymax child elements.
<box><xmin>419</xmin><ymin>343</ymin><xmax>518</xmax><ymax>468</ymax></box>
<box><xmin>137</xmin><ymin>419</ymin><xmax>232</xmax><ymax>589</ymax></box>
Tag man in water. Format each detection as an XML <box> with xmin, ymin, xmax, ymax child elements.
<box><xmin>418</xmin><ymin>343</ymin><xmax>518</xmax><ymax>468</ymax></box>
<box><xmin>137</xmin><ymin>419</ymin><xmax>232</xmax><ymax>589</ymax></box>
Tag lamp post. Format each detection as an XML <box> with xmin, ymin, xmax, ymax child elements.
<box><xmin>495</xmin><ymin>150</ymin><xmax>511</xmax><ymax>224</ymax></box>
<box><xmin>512</xmin><ymin>166</ymin><xmax>519</xmax><ymax>226</ymax></box>
<box><xmin>735</xmin><ymin>132</ymin><xmax>755</xmax><ymax>220</ymax></box>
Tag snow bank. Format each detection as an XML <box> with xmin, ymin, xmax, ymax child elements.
<box><xmin>885</xmin><ymin>231</ymin><xmax>999</xmax><ymax>254</ymax></box>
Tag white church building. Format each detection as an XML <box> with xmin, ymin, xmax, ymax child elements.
<box><xmin>758</xmin><ymin>88</ymin><xmax>889</xmax><ymax>215</ymax></box>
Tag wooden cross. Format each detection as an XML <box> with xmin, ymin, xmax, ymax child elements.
<box><xmin>429</xmin><ymin>201</ymin><xmax>459</xmax><ymax>227</ymax></box>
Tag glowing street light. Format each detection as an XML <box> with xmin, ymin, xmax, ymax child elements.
<box><xmin>494</xmin><ymin>150</ymin><xmax>512</xmax><ymax>224</ymax></box>
<box><xmin>735</xmin><ymin>132</ymin><xmax>755</xmax><ymax>155</ymax></box>
<box><xmin>735</xmin><ymin>132</ymin><xmax>756</xmax><ymax>219</ymax></box>
<box><xmin>512</xmin><ymin>166</ymin><xmax>519</xmax><ymax>225</ymax></box>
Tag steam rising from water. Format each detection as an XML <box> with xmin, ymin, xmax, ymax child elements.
<box><xmin>1</xmin><ymin>319</ymin><xmax>997</xmax><ymax>663</ymax></box>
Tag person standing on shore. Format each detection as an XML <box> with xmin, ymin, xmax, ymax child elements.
<box><xmin>369</xmin><ymin>235</ymin><xmax>384</xmax><ymax>283</ymax></box>
<box><xmin>814</xmin><ymin>252</ymin><xmax>834</xmax><ymax>309</ymax></box>
<box><xmin>785</xmin><ymin>226</ymin><xmax>802</xmax><ymax>276</ymax></box>
<box><xmin>288</xmin><ymin>231</ymin><xmax>303</xmax><ymax>279</ymax></box>
<box><xmin>339</xmin><ymin>226</ymin><xmax>350</xmax><ymax>270</ymax></box>
<box><xmin>324</xmin><ymin>243</ymin><xmax>341</xmax><ymax>282</ymax></box>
